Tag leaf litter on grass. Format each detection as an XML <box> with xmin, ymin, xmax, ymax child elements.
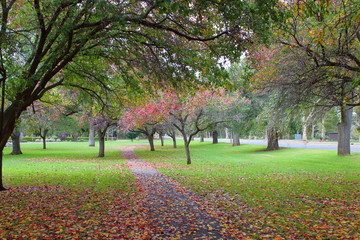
<box><xmin>134</xmin><ymin>145</ymin><xmax>360</xmax><ymax>239</ymax></box>
<box><xmin>0</xmin><ymin>185</ymin><xmax>156</xmax><ymax>239</ymax></box>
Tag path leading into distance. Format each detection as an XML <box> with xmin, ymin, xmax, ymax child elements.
<box><xmin>121</xmin><ymin>145</ymin><xmax>235</xmax><ymax>240</ymax></box>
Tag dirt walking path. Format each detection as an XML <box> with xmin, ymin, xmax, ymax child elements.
<box><xmin>121</xmin><ymin>145</ymin><xmax>235</xmax><ymax>240</ymax></box>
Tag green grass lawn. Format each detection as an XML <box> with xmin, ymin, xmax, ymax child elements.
<box><xmin>1</xmin><ymin>140</ymin><xmax>359</xmax><ymax>239</ymax></box>
<box><xmin>136</xmin><ymin>140</ymin><xmax>360</xmax><ymax>239</ymax></box>
<box><xmin>2</xmin><ymin>141</ymin><xmax>140</xmax><ymax>191</ymax></box>
<box><xmin>1</xmin><ymin>141</ymin><xmax>146</xmax><ymax>239</ymax></box>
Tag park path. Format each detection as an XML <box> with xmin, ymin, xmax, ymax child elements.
<box><xmin>121</xmin><ymin>145</ymin><xmax>235</xmax><ymax>240</ymax></box>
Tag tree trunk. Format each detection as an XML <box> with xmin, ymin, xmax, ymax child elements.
<box><xmin>212</xmin><ymin>130</ymin><xmax>218</xmax><ymax>144</ymax></box>
<box><xmin>41</xmin><ymin>129</ymin><xmax>48</xmax><ymax>150</ymax></box>
<box><xmin>98</xmin><ymin>130</ymin><xmax>106</xmax><ymax>157</ymax></box>
<box><xmin>225</xmin><ymin>128</ymin><xmax>230</xmax><ymax>139</ymax></box>
<box><xmin>200</xmin><ymin>136</ymin><xmax>204</xmax><ymax>142</ymax></box>
<box><xmin>0</xmin><ymin>148</ymin><xmax>6</xmax><ymax>191</ymax></box>
<box><xmin>302</xmin><ymin>123</ymin><xmax>308</xmax><ymax>141</ymax></box>
<box><xmin>0</xmin><ymin>115</ymin><xmax>21</xmax><ymax>191</ymax></box>
<box><xmin>266</xmin><ymin>127</ymin><xmax>279</xmax><ymax>151</ymax></box>
<box><xmin>338</xmin><ymin>105</ymin><xmax>352</xmax><ymax>156</ymax></box>
<box><xmin>89</xmin><ymin>126</ymin><xmax>95</xmax><ymax>147</ymax></box>
<box><xmin>160</xmin><ymin>134</ymin><xmax>164</xmax><ymax>146</ymax></box>
<box><xmin>185</xmin><ymin>142</ymin><xmax>191</xmax><ymax>164</ymax></box>
<box><xmin>320</xmin><ymin>117</ymin><xmax>326</xmax><ymax>140</ymax></box>
<box><xmin>171</xmin><ymin>136</ymin><xmax>177</xmax><ymax>148</ymax></box>
<box><xmin>232</xmin><ymin>132</ymin><xmax>240</xmax><ymax>146</ymax></box>
<box><xmin>148</xmin><ymin>134</ymin><xmax>155</xmax><ymax>151</ymax></box>
<box><xmin>311</xmin><ymin>125</ymin><xmax>316</xmax><ymax>139</ymax></box>
<box><xmin>11</xmin><ymin>127</ymin><xmax>22</xmax><ymax>155</ymax></box>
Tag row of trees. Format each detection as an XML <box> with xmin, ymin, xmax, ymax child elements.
<box><xmin>119</xmin><ymin>88</ymin><xmax>248</xmax><ymax>164</ymax></box>
<box><xmin>1</xmin><ymin>0</ymin><xmax>358</xmax><ymax>191</ymax></box>
<box><xmin>248</xmin><ymin>0</ymin><xmax>359</xmax><ymax>154</ymax></box>
<box><xmin>0</xmin><ymin>0</ymin><xmax>283</xmax><ymax>191</ymax></box>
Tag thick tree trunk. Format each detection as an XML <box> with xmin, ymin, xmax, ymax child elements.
<box><xmin>338</xmin><ymin>106</ymin><xmax>352</xmax><ymax>156</ymax></box>
<box><xmin>0</xmin><ymin>112</ymin><xmax>22</xmax><ymax>191</ymax></box>
<box><xmin>232</xmin><ymin>132</ymin><xmax>240</xmax><ymax>146</ymax></box>
<box><xmin>212</xmin><ymin>130</ymin><xmax>218</xmax><ymax>144</ymax></box>
<box><xmin>200</xmin><ymin>136</ymin><xmax>204</xmax><ymax>142</ymax></box>
<box><xmin>148</xmin><ymin>134</ymin><xmax>155</xmax><ymax>151</ymax></box>
<box><xmin>11</xmin><ymin>127</ymin><xmax>22</xmax><ymax>155</ymax></box>
<box><xmin>266</xmin><ymin>127</ymin><xmax>279</xmax><ymax>151</ymax></box>
<box><xmin>89</xmin><ymin>126</ymin><xmax>95</xmax><ymax>147</ymax></box>
<box><xmin>98</xmin><ymin>130</ymin><xmax>106</xmax><ymax>157</ymax></box>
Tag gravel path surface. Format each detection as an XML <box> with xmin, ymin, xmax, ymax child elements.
<box><xmin>121</xmin><ymin>145</ymin><xmax>235</xmax><ymax>240</ymax></box>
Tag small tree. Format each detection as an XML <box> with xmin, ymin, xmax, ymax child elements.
<box><xmin>119</xmin><ymin>100</ymin><xmax>168</xmax><ymax>151</ymax></box>
<box><xmin>164</xmin><ymin>88</ymin><xmax>243</xmax><ymax>164</ymax></box>
<box><xmin>124</xmin><ymin>132</ymin><xmax>140</xmax><ymax>142</ymax></box>
<box><xmin>22</xmin><ymin>102</ymin><xmax>62</xmax><ymax>149</ymax></box>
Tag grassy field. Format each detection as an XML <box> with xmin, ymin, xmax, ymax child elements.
<box><xmin>1</xmin><ymin>141</ymin><xmax>147</xmax><ymax>239</ymax></box>
<box><xmin>2</xmin><ymin>141</ymin><xmax>141</xmax><ymax>191</ymax></box>
<box><xmin>136</xmin><ymin>141</ymin><xmax>360</xmax><ymax>239</ymax></box>
<box><xmin>1</xmin><ymin>140</ymin><xmax>359</xmax><ymax>239</ymax></box>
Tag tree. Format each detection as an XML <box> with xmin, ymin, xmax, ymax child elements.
<box><xmin>226</xmin><ymin>60</ymin><xmax>259</xmax><ymax>146</ymax></box>
<box><xmin>120</xmin><ymin>101</ymin><xmax>166</xmax><ymax>151</ymax></box>
<box><xmin>162</xmin><ymin>122</ymin><xmax>178</xmax><ymax>148</ymax></box>
<box><xmin>124</xmin><ymin>132</ymin><xmax>140</xmax><ymax>142</ymax></box>
<box><xmin>54</xmin><ymin>115</ymin><xmax>85</xmax><ymax>142</ymax></box>
<box><xmin>249</xmin><ymin>40</ymin><xmax>358</xmax><ymax>153</ymax></box>
<box><xmin>272</xmin><ymin>0</ymin><xmax>360</xmax><ymax>155</ymax></box>
<box><xmin>165</xmin><ymin>88</ymin><xmax>241</xmax><ymax>164</ymax></box>
<box><xmin>22</xmin><ymin>101</ymin><xmax>62</xmax><ymax>149</ymax></box>
<box><xmin>0</xmin><ymin>0</ymin><xmax>283</xmax><ymax>190</ymax></box>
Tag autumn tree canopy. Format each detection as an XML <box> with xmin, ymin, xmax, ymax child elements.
<box><xmin>248</xmin><ymin>0</ymin><xmax>359</xmax><ymax>155</ymax></box>
<box><xmin>0</xmin><ymin>0</ymin><xmax>283</xmax><ymax>190</ymax></box>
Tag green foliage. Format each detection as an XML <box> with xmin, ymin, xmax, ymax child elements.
<box><xmin>21</xmin><ymin>137</ymin><xmax>41</xmax><ymax>142</ymax></box>
<box><xmin>124</xmin><ymin>132</ymin><xmax>141</xmax><ymax>141</ymax></box>
<box><xmin>324</xmin><ymin>109</ymin><xmax>340</xmax><ymax>133</ymax></box>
